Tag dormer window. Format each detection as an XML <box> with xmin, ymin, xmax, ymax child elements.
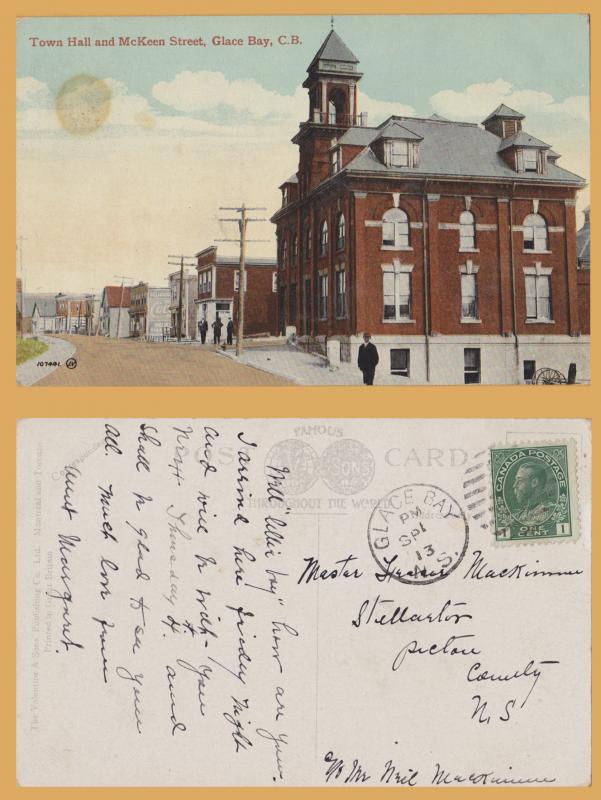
<box><xmin>282</xmin><ymin>186</ymin><xmax>289</xmax><ymax>206</ymax></box>
<box><xmin>523</xmin><ymin>149</ymin><xmax>538</xmax><ymax>172</ymax></box>
<box><xmin>389</xmin><ymin>140</ymin><xmax>409</xmax><ymax>167</ymax></box>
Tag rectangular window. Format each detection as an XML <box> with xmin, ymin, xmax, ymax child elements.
<box><xmin>464</xmin><ymin>348</ymin><xmax>481</xmax><ymax>384</ymax></box>
<box><xmin>523</xmin><ymin>149</ymin><xmax>538</xmax><ymax>172</ymax></box>
<box><xmin>523</xmin><ymin>360</ymin><xmax>536</xmax><ymax>382</ymax></box>
<box><xmin>331</xmin><ymin>148</ymin><xmax>341</xmax><ymax>174</ymax></box>
<box><xmin>318</xmin><ymin>274</ymin><xmax>328</xmax><ymax>320</ymax></box>
<box><xmin>383</xmin><ymin>270</ymin><xmax>412</xmax><ymax>320</ymax></box>
<box><xmin>390</xmin><ymin>348</ymin><xmax>410</xmax><ymax>377</ymax></box>
<box><xmin>382</xmin><ymin>220</ymin><xmax>395</xmax><ymax>246</ymax></box>
<box><xmin>461</xmin><ymin>273</ymin><xmax>478</xmax><ymax>319</ymax></box>
<box><xmin>335</xmin><ymin>269</ymin><xmax>346</xmax><ymax>318</ymax></box>
<box><xmin>390</xmin><ymin>140</ymin><xmax>409</xmax><ymax>167</ymax></box>
<box><xmin>234</xmin><ymin>270</ymin><xmax>248</xmax><ymax>292</ymax></box>
<box><xmin>460</xmin><ymin>225</ymin><xmax>475</xmax><ymax>250</ymax></box>
<box><xmin>272</xmin><ymin>272</ymin><xmax>277</xmax><ymax>293</ymax></box>
<box><xmin>525</xmin><ymin>274</ymin><xmax>552</xmax><ymax>320</ymax></box>
<box><xmin>524</xmin><ymin>224</ymin><xmax>547</xmax><ymax>252</ymax></box>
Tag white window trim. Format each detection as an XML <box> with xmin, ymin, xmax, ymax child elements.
<box><xmin>234</xmin><ymin>271</ymin><xmax>248</xmax><ymax>292</ymax></box>
<box><xmin>459</xmin><ymin>261</ymin><xmax>480</xmax><ymax>323</ymax></box>
<box><xmin>382</xmin><ymin>208</ymin><xmax>411</xmax><ymax>250</ymax></box>
<box><xmin>334</xmin><ymin>265</ymin><xmax>347</xmax><ymax>319</ymax></box>
<box><xmin>381</xmin><ymin>260</ymin><xmax>414</xmax><ymax>323</ymax></box>
<box><xmin>318</xmin><ymin>271</ymin><xmax>328</xmax><ymax>321</ymax></box>
<box><xmin>523</xmin><ymin>263</ymin><xmax>553</xmax><ymax>276</ymax></box>
<box><xmin>523</xmin><ymin>264</ymin><xmax>554</xmax><ymax>323</ymax></box>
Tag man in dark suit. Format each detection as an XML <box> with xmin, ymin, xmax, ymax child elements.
<box><xmin>212</xmin><ymin>315</ymin><xmax>222</xmax><ymax>345</ymax></box>
<box><xmin>226</xmin><ymin>317</ymin><xmax>234</xmax><ymax>346</ymax></box>
<box><xmin>358</xmin><ymin>332</ymin><xmax>379</xmax><ymax>385</ymax></box>
<box><xmin>198</xmin><ymin>318</ymin><xmax>208</xmax><ymax>344</ymax></box>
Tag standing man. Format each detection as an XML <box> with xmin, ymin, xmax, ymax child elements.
<box><xmin>198</xmin><ymin>318</ymin><xmax>208</xmax><ymax>344</ymax></box>
<box><xmin>226</xmin><ymin>317</ymin><xmax>234</xmax><ymax>346</ymax></box>
<box><xmin>212</xmin><ymin>315</ymin><xmax>223</xmax><ymax>345</ymax></box>
<box><xmin>358</xmin><ymin>332</ymin><xmax>379</xmax><ymax>385</ymax></box>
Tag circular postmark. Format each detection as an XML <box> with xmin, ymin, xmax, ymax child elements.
<box><xmin>66</xmin><ymin>357</ymin><xmax>77</xmax><ymax>370</ymax></box>
<box><xmin>56</xmin><ymin>74</ymin><xmax>111</xmax><ymax>136</ymax></box>
<box><xmin>319</xmin><ymin>439</ymin><xmax>375</xmax><ymax>495</ymax></box>
<box><xmin>368</xmin><ymin>483</ymin><xmax>469</xmax><ymax>585</ymax></box>
<box><xmin>264</xmin><ymin>439</ymin><xmax>319</xmax><ymax>496</ymax></box>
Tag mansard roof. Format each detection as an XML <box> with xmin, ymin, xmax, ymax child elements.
<box><xmin>335</xmin><ymin>115</ymin><xmax>583</xmax><ymax>184</ymax></box>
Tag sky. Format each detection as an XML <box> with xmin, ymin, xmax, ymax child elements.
<box><xmin>16</xmin><ymin>14</ymin><xmax>590</xmax><ymax>294</ymax></box>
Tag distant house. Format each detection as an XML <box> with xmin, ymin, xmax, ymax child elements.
<box><xmin>195</xmin><ymin>246</ymin><xmax>278</xmax><ymax>338</ymax></box>
<box><xmin>98</xmin><ymin>285</ymin><xmax>132</xmax><ymax>338</ymax></box>
<box><xmin>17</xmin><ymin>292</ymin><xmax>58</xmax><ymax>335</ymax></box>
<box><xmin>129</xmin><ymin>282</ymin><xmax>171</xmax><ymax>340</ymax></box>
<box><xmin>167</xmin><ymin>270</ymin><xmax>198</xmax><ymax>339</ymax></box>
<box><xmin>55</xmin><ymin>294</ymin><xmax>92</xmax><ymax>334</ymax></box>
<box><xmin>31</xmin><ymin>297</ymin><xmax>57</xmax><ymax>334</ymax></box>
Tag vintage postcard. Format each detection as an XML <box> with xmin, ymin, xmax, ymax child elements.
<box><xmin>16</xmin><ymin>14</ymin><xmax>590</xmax><ymax>386</ymax></box>
<box><xmin>17</xmin><ymin>418</ymin><xmax>591</xmax><ymax>786</ymax></box>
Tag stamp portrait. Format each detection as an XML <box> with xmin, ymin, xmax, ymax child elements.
<box><xmin>491</xmin><ymin>444</ymin><xmax>575</xmax><ymax>542</ymax></box>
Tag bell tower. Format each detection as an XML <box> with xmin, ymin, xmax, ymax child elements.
<box><xmin>293</xmin><ymin>27</ymin><xmax>364</xmax><ymax>193</ymax></box>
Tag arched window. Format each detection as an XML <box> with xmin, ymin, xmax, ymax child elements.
<box><xmin>459</xmin><ymin>211</ymin><xmax>476</xmax><ymax>250</ymax></box>
<box><xmin>328</xmin><ymin>89</ymin><xmax>346</xmax><ymax>124</ymax></box>
<box><xmin>292</xmin><ymin>233</ymin><xmax>298</xmax><ymax>266</ymax></box>
<box><xmin>304</xmin><ymin>225</ymin><xmax>312</xmax><ymax>259</ymax></box>
<box><xmin>382</xmin><ymin>208</ymin><xmax>410</xmax><ymax>248</ymax></box>
<box><xmin>319</xmin><ymin>220</ymin><xmax>329</xmax><ymax>256</ymax></box>
<box><xmin>523</xmin><ymin>214</ymin><xmax>548</xmax><ymax>252</ymax></box>
<box><xmin>336</xmin><ymin>213</ymin><xmax>346</xmax><ymax>250</ymax></box>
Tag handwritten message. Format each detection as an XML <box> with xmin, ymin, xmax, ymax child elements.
<box><xmin>17</xmin><ymin>419</ymin><xmax>591</xmax><ymax>786</ymax></box>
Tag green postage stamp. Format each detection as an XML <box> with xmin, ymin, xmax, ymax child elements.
<box><xmin>491</xmin><ymin>443</ymin><xmax>577</xmax><ymax>542</ymax></box>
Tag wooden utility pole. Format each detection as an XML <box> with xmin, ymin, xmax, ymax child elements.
<box><xmin>167</xmin><ymin>256</ymin><xmax>195</xmax><ymax>341</ymax></box>
<box><xmin>84</xmin><ymin>288</ymin><xmax>97</xmax><ymax>335</ymax></box>
<box><xmin>217</xmin><ymin>204</ymin><xmax>268</xmax><ymax>355</ymax></box>
<box><xmin>113</xmin><ymin>275</ymin><xmax>133</xmax><ymax>339</ymax></box>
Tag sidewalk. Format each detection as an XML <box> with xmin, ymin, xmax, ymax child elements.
<box><xmin>16</xmin><ymin>335</ymin><xmax>76</xmax><ymax>386</ymax></box>
<box><xmin>220</xmin><ymin>344</ymin><xmax>409</xmax><ymax>386</ymax></box>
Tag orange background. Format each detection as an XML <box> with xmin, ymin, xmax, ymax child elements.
<box><xmin>3</xmin><ymin>0</ymin><xmax>596</xmax><ymax>797</ymax></box>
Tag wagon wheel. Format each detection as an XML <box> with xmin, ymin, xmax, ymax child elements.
<box><xmin>533</xmin><ymin>367</ymin><xmax>567</xmax><ymax>385</ymax></box>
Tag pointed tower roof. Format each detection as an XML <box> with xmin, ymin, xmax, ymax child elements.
<box><xmin>482</xmin><ymin>103</ymin><xmax>525</xmax><ymax>124</ymax></box>
<box><xmin>310</xmin><ymin>29</ymin><xmax>359</xmax><ymax>67</ymax></box>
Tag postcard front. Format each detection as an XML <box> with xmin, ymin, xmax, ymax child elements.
<box><xmin>17</xmin><ymin>418</ymin><xmax>591</xmax><ymax>786</ymax></box>
<box><xmin>16</xmin><ymin>15</ymin><xmax>590</xmax><ymax>386</ymax></box>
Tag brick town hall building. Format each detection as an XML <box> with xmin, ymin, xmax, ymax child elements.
<box><xmin>272</xmin><ymin>29</ymin><xmax>590</xmax><ymax>384</ymax></box>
